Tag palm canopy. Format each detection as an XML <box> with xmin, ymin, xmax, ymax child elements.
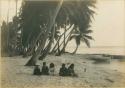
<box><xmin>19</xmin><ymin>0</ymin><xmax>96</xmax><ymax>48</ymax></box>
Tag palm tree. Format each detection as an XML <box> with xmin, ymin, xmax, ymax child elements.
<box><xmin>6</xmin><ymin>0</ymin><xmax>10</xmax><ymax>56</ymax></box>
<box><xmin>25</xmin><ymin>0</ymin><xmax>63</xmax><ymax>66</ymax></box>
<box><xmin>18</xmin><ymin>0</ymin><xmax>96</xmax><ymax>66</ymax></box>
<box><xmin>1</xmin><ymin>21</ymin><xmax>8</xmax><ymax>56</ymax></box>
<box><xmin>70</xmin><ymin>28</ymin><xmax>94</xmax><ymax>54</ymax></box>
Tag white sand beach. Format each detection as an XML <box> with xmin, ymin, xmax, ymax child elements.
<box><xmin>1</xmin><ymin>54</ymin><xmax>125</xmax><ymax>88</ymax></box>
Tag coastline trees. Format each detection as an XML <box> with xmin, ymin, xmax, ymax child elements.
<box><xmin>1</xmin><ymin>0</ymin><xmax>96</xmax><ymax>66</ymax></box>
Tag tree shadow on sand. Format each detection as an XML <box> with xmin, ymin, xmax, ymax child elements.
<box><xmin>92</xmin><ymin>58</ymin><xmax>110</xmax><ymax>64</ymax></box>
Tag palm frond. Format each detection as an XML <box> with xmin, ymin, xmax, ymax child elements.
<box><xmin>82</xmin><ymin>34</ymin><xmax>94</xmax><ymax>40</ymax></box>
<box><xmin>69</xmin><ymin>34</ymin><xmax>78</xmax><ymax>41</ymax></box>
<box><xmin>83</xmin><ymin>29</ymin><xmax>93</xmax><ymax>34</ymax></box>
<box><xmin>82</xmin><ymin>37</ymin><xmax>90</xmax><ymax>48</ymax></box>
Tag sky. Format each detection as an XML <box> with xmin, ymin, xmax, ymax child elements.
<box><xmin>0</xmin><ymin>0</ymin><xmax>125</xmax><ymax>47</ymax></box>
<box><xmin>91</xmin><ymin>0</ymin><xmax>125</xmax><ymax>47</ymax></box>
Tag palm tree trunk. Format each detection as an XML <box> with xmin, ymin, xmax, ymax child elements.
<box><xmin>61</xmin><ymin>24</ymin><xmax>66</xmax><ymax>53</ymax></box>
<box><xmin>55</xmin><ymin>37</ymin><xmax>61</xmax><ymax>56</ymax></box>
<box><xmin>7</xmin><ymin>0</ymin><xmax>10</xmax><ymax>56</ymax></box>
<box><xmin>24</xmin><ymin>30</ymin><xmax>44</xmax><ymax>57</ymax></box>
<box><xmin>61</xmin><ymin>25</ymin><xmax>74</xmax><ymax>52</ymax></box>
<box><xmin>25</xmin><ymin>0</ymin><xmax>63</xmax><ymax>66</ymax></box>
<box><xmin>57</xmin><ymin>39</ymin><xmax>61</xmax><ymax>55</ymax></box>
<box><xmin>39</xmin><ymin>24</ymin><xmax>56</xmax><ymax>60</ymax></box>
<box><xmin>57</xmin><ymin>25</ymin><xmax>74</xmax><ymax>53</ymax></box>
<box><xmin>72</xmin><ymin>44</ymin><xmax>79</xmax><ymax>54</ymax></box>
<box><xmin>51</xmin><ymin>25</ymin><xmax>73</xmax><ymax>53</ymax></box>
<box><xmin>50</xmin><ymin>25</ymin><xmax>72</xmax><ymax>53</ymax></box>
<box><xmin>23</xmin><ymin>33</ymin><xmax>32</xmax><ymax>57</ymax></box>
<box><xmin>25</xmin><ymin>32</ymin><xmax>48</xmax><ymax>66</ymax></box>
<box><xmin>55</xmin><ymin>32</ymin><xmax>70</xmax><ymax>53</ymax></box>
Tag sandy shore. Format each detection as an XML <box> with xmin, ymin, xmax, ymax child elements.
<box><xmin>1</xmin><ymin>54</ymin><xmax>125</xmax><ymax>88</ymax></box>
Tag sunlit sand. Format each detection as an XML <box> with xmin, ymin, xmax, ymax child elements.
<box><xmin>1</xmin><ymin>54</ymin><xmax>125</xmax><ymax>88</ymax></box>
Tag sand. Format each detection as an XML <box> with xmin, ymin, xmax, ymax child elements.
<box><xmin>1</xmin><ymin>54</ymin><xmax>125</xmax><ymax>88</ymax></box>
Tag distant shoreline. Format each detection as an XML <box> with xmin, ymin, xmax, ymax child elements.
<box><xmin>66</xmin><ymin>46</ymin><xmax>125</xmax><ymax>56</ymax></box>
<box><xmin>61</xmin><ymin>52</ymin><xmax>125</xmax><ymax>60</ymax></box>
<box><xmin>1</xmin><ymin>53</ymin><xmax>125</xmax><ymax>59</ymax></box>
<box><xmin>84</xmin><ymin>53</ymin><xmax>125</xmax><ymax>59</ymax></box>
<box><xmin>1</xmin><ymin>53</ymin><xmax>125</xmax><ymax>88</ymax></box>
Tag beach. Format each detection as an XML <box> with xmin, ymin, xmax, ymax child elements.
<box><xmin>1</xmin><ymin>54</ymin><xmax>125</xmax><ymax>88</ymax></box>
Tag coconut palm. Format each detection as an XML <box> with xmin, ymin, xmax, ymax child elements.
<box><xmin>70</xmin><ymin>28</ymin><xmax>94</xmax><ymax>54</ymax></box>
<box><xmin>1</xmin><ymin>21</ymin><xmax>8</xmax><ymax>56</ymax></box>
<box><xmin>25</xmin><ymin>0</ymin><xmax>63</xmax><ymax>66</ymax></box>
<box><xmin>18</xmin><ymin>0</ymin><xmax>96</xmax><ymax>66</ymax></box>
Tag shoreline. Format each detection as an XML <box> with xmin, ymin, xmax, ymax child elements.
<box><xmin>1</xmin><ymin>53</ymin><xmax>125</xmax><ymax>88</ymax></box>
<box><xmin>2</xmin><ymin>53</ymin><xmax>125</xmax><ymax>58</ymax></box>
<box><xmin>59</xmin><ymin>53</ymin><xmax>125</xmax><ymax>59</ymax></box>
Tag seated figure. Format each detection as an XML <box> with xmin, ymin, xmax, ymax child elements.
<box><xmin>41</xmin><ymin>62</ymin><xmax>49</xmax><ymax>75</ymax></box>
<box><xmin>33</xmin><ymin>65</ymin><xmax>41</xmax><ymax>75</ymax></box>
<box><xmin>67</xmin><ymin>64</ymin><xmax>78</xmax><ymax>77</ymax></box>
<box><xmin>49</xmin><ymin>63</ymin><xmax>55</xmax><ymax>76</ymax></box>
<box><xmin>59</xmin><ymin>64</ymin><xmax>68</xmax><ymax>76</ymax></box>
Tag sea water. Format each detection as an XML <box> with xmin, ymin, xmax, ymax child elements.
<box><xmin>66</xmin><ymin>46</ymin><xmax>125</xmax><ymax>73</ymax></box>
<box><xmin>66</xmin><ymin>46</ymin><xmax>125</xmax><ymax>55</ymax></box>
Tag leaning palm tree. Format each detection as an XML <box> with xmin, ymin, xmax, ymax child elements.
<box><xmin>52</xmin><ymin>0</ymin><xmax>96</xmax><ymax>54</ymax></box>
<box><xmin>18</xmin><ymin>0</ymin><xmax>96</xmax><ymax>66</ymax></box>
<box><xmin>25</xmin><ymin>0</ymin><xmax>63</xmax><ymax>66</ymax></box>
<box><xmin>70</xmin><ymin>28</ymin><xmax>94</xmax><ymax>54</ymax></box>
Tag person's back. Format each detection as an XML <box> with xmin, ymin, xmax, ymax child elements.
<box><xmin>67</xmin><ymin>64</ymin><xmax>78</xmax><ymax>77</ymax></box>
<box><xmin>33</xmin><ymin>65</ymin><xmax>41</xmax><ymax>75</ymax></box>
<box><xmin>59</xmin><ymin>64</ymin><xmax>68</xmax><ymax>76</ymax></box>
<box><xmin>67</xmin><ymin>67</ymin><xmax>74</xmax><ymax>76</ymax></box>
<box><xmin>49</xmin><ymin>63</ymin><xmax>55</xmax><ymax>76</ymax></box>
<box><xmin>41</xmin><ymin>62</ymin><xmax>49</xmax><ymax>75</ymax></box>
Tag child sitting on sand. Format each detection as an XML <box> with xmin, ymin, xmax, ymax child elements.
<box><xmin>41</xmin><ymin>62</ymin><xmax>49</xmax><ymax>75</ymax></box>
<box><xmin>49</xmin><ymin>63</ymin><xmax>55</xmax><ymax>76</ymax></box>
<box><xmin>33</xmin><ymin>65</ymin><xmax>41</xmax><ymax>75</ymax></box>
<box><xmin>67</xmin><ymin>64</ymin><xmax>78</xmax><ymax>77</ymax></box>
<box><xmin>59</xmin><ymin>63</ymin><xmax>68</xmax><ymax>76</ymax></box>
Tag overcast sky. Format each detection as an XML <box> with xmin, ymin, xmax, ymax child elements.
<box><xmin>0</xmin><ymin>0</ymin><xmax>125</xmax><ymax>47</ymax></box>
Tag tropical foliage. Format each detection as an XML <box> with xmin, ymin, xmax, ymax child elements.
<box><xmin>1</xmin><ymin>0</ymin><xmax>96</xmax><ymax>66</ymax></box>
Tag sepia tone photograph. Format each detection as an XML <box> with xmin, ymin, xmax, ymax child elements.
<box><xmin>0</xmin><ymin>0</ymin><xmax>125</xmax><ymax>88</ymax></box>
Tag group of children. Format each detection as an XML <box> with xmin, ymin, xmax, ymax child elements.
<box><xmin>33</xmin><ymin>62</ymin><xmax>77</xmax><ymax>77</ymax></box>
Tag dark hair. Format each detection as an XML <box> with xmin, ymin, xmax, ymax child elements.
<box><xmin>50</xmin><ymin>63</ymin><xmax>54</xmax><ymax>68</ymax></box>
<box><xmin>69</xmin><ymin>64</ymin><xmax>74</xmax><ymax>69</ymax></box>
<box><xmin>43</xmin><ymin>62</ymin><xmax>46</xmax><ymax>65</ymax></box>
<box><xmin>62</xmin><ymin>63</ymin><xmax>65</xmax><ymax>67</ymax></box>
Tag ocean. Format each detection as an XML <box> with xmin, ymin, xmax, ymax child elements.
<box><xmin>66</xmin><ymin>46</ymin><xmax>125</xmax><ymax>55</ymax></box>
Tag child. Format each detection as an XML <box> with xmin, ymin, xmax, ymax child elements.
<box><xmin>49</xmin><ymin>63</ymin><xmax>55</xmax><ymax>76</ymax></box>
<box><xmin>59</xmin><ymin>64</ymin><xmax>68</xmax><ymax>76</ymax></box>
<box><xmin>33</xmin><ymin>65</ymin><xmax>41</xmax><ymax>75</ymax></box>
<box><xmin>67</xmin><ymin>64</ymin><xmax>78</xmax><ymax>77</ymax></box>
<box><xmin>41</xmin><ymin>62</ymin><xmax>49</xmax><ymax>75</ymax></box>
